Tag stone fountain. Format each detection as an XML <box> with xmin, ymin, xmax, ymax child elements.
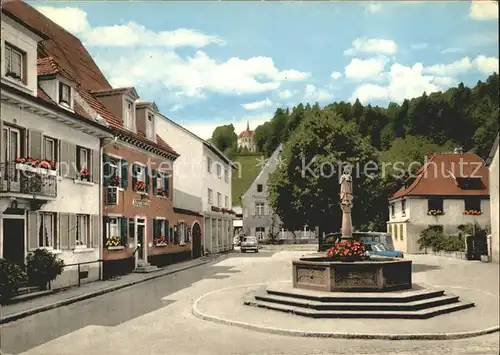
<box><xmin>245</xmin><ymin>168</ymin><xmax>475</xmax><ymax>319</ymax></box>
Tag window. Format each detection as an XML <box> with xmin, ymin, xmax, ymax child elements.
<box><xmin>208</xmin><ymin>188</ymin><xmax>213</xmax><ymax>204</ymax></box>
<box><xmin>76</xmin><ymin>214</ymin><xmax>89</xmax><ymax>246</ymax></box>
<box><xmin>4</xmin><ymin>43</ymin><xmax>24</xmax><ymax>82</ymax></box>
<box><xmin>43</xmin><ymin>136</ymin><xmax>56</xmax><ymax>162</ymax></box>
<box><xmin>217</xmin><ymin>164</ymin><xmax>222</xmax><ymax>179</ymax></box>
<box><xmin>391</xmin><ymin>203</ymin><xmax>395</xmax><ymax>217</ymax></box>
<box><xmin>427</xmin><ymin>198</ymin><xmax>443</xmax><ymax>212</ymax></box>
<box><xmin>401</xmin><ymin>200</ymin><xmax>406</xmax><ymax>216</ymax></box>
<box><xmin>207</xmin><ymin>157</ymin><xmax>212</xmax><ymax>173</ymax></box>
<box><xmin>256</xmin><ymin>202</ymin><xmax>265</xmax><ymax>216</ymax></box>
<box><xmin>108</xmin><ymin>156</ymin><xmax>120</xmax><ymax>183</ymax></box>
<box><xmin>146</xmin><ymin>113</ymin><xmax>155</xmax><ymax>140</ymax></box>
<box><xmin>156</xmin><ymin>172</ymin><xmax>164</xmax><ymax>191</ymax></box>
<box><xmin>76</xmin><ymin>146</ymin><xmax>90</xmax><ymax>176</ymax></box>
<box><xmin>399</xmin><ymin>224</ymin><xmax>404</xmax><ymax>241</ymax></box>
<box><xmin>38</xmin><ymin>213</ymin><xmax>55</xmax><ymax>248</ymax></box>
<box><xmin>3</xmin><ymin>126</ymin><xmax>20</xmax><ymax>173</ymax></box>
<box><xmin>257</xmin><ymin>184</ymin><xmax>263</xmax><ymax>192</ymax></box>
<box><xmin>107</xmin><ymin>217</ymin><xmax>120</xmax><ymax>239</ymax></box>
<box><xmin>179</xmin><ymin>222</ymin><xmax>186</xmax><ymax>244</ymax></box>
<box><xmin>464</xmin><ymin>197</ymin><xmax>481</xmax><ymax>212</ymax></box>
<box><xmin>217</xmin><ymin>192</ymin><xmax>221</xmax><ymax>207</ymax></box>
<box><xmin>256</xmin><ymin>227</ymin><xmax>265</xmax><ymax>240</ymax></box>
<box><xmin>136</xmin><ymin>165</ymin><xmax>145</xmax><ymax>182</ymax></box>
<box><xmin>124</xmin><ymin>101</ymin><xmax>134</xmax><ymax>130</ymax></box>
<box><xmin>224</xmin><ymin>168</ymin><xmax>229</xmax><ymax>183</ymax></box>
<box><xmin>225</xmin><ymin>195</ymin><xmax>228</xmax><ymax>208</ymax></box>
<box><xmin>59</xmin><ymin>82</ymin><xmax>71</xmax><ymax>106</ymax></box>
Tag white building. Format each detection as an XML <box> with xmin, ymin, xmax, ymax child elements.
<box><xmin>156</xmin><ymin>115</ymin><xmax>235</xmax><ymax>254</ymax></box>
<box><xmin>0</xmin><ymin>10</ymin><xmax>113</xmax><ymax>289</ymax></box>
<box><xmin>486</xmin><ymin>134</ymin><xmax>499</xmax><ymax>263</ymax></box>
<box><xmin>387</xmin><ymin>152</ymin><xmax>490</xmax><ymax>254</ymax></box>
<box><xmin>237</xmin><ymin>122</ymin><xmax>256</xmax><ymax>152</ymax></box>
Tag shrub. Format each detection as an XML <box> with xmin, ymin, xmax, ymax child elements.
<box><xmin>418</xmin><ymin>226</ymin><xmax>465</xmax><ymax>252</ymax></box>
<box><xmin>26</xmin><ymin>249</ymin><xmax>65</xmax><ymax>289</ymax></box>
<box><xmin>0</xmin><ymin>259</ymin><xmax>27</xmax><ymax>301</ymax></box>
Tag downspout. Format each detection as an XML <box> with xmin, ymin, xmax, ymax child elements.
<box><xmin>99</xmin><ymin>136</ymin><xmax>118</xmax><ymax>280</ymax></box>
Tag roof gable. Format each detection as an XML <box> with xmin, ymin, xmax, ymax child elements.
<box><xmin>242</xmin><ymin>144</ymin><xmax>283</xmax><ymax>200</ymax></box>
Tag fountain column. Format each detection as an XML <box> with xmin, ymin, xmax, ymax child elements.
<box><xmin>339</xmin><ymin>167</ymin><xmax>354</xmax><ymax>241</ymax></box>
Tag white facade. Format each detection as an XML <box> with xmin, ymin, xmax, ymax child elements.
<box><xmin>489</xmin><ymin>142</ymin><xmax>499</xmax><ymax>263</ymax></box>
<box><xmin>156</xmin><ymin>115</ymin><xmax>234</xmax><ymax>253</ymax></box>
<box><xmin>237</xmin><ymin>135</ymin><xmax>256</xmax><ymax>152</ymax></box>
<box><xmin>387</xmin><ymin>197</ymin><xmax>491</xmax><ymax>254</ymax></box>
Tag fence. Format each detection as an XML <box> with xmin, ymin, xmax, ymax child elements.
<box><xmin>48</xmin><ymin>260</ymin><xmax>102</xmax><ymax>290</ymax></box>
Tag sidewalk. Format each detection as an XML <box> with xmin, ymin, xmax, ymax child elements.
<box><xmin>0</xmin><ymin>253</ymin><xmax>229</xmax><ymax>324</ymax></box>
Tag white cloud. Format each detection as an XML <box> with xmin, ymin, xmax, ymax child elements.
<box><xmin>474</xmin><ymin>55</ymin><xmax>499</xmax><ymax>74</ymax></box>
<box><xmin>182</xmin><ymin>113</ymin><xmax>273</xmax><ymax>139</ymax></box>
<box><xmin>469</xmin><ymin>1</ymin><xmax>498</xmax><ymax>21</ymax></box>
<box><xmin>169</xmin><ymin>104</ymin><xmax>183</xmax><ymax>112</ymax></box>
<box><xmin>330</xmin><ymin>71</ymin><xmax>342</xmax><ymax>80</ymax></box>
<box><xmin>95</xmin><ymin>50</ymin><xmax>310</xmax><ymax>97</ymax></box>
<box><xmin>36</xmin><ymin>6</ymin><xmax>225</xmax><ymax>48</ymax></box>
<box><xmin>241</xmin><ymin>98</ymin><xmax>273</xmax><ymax>110</ymax></box>
<box><xmin>363</xmin><ymin>2</ymin><xmax>382</xmax><ymax>14</ymax></box>
<box><xmin>278</xmin><ymin>90</ymin><xmax>295</xmax><ymax>99</ymax></box>
<box><xmin>410</xmin><ymin>43</ymin><xmax>428</xmax><ymax>50</ymax></box>
<box><xmin>344</xmin><ymin>56</ymin><xmax>388</xmax><ymax>80</ymax></box>
<box><xmin>304</xmin><ymin>84</ymin><xmax>332</xmax><ymax>102</ymax></box>
<box><xmin>440</xmin><ymin>48</ymin><xmax>463</xmax><ymax>54</ymax></box>
<box><xmin>431</xmin><ymin>76</ymin><xmax>458</xmax><ymax>87</ymax></box>
<box><xmin>423</xmin><ymin>56</ymin><xmax>499</xmax><ymax>76</ymax></box>
<box><xmin>344</xmin><ymin>37</ymin><xmax>397</xmax><ymax>56</ymax></box>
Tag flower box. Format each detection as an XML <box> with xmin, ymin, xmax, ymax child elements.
<box><xmin>107</xmin><ymin>246</ymin><xmax>125</xmax><ymax>250</ymax></box>
<box><xmin>15</xmin><ymin>163</ymin><xmax>57</xmax><ymax>176</ymax></box>
<box><xmin>427</xmin><ymin>209</ymin><xmax>444</xmax><ymax>216</ymax></box>
<box><xmin>105</xmin><ymin>236</ymin><xmax>124</xmax><ymax>248</ymax></box>
<box><xmin>326</xmin><ymin>240</ymin><xmax>366</xmax><ymax>262</ymax></box>
<box><xmin>463</xmin><ymin>210</ymin><xmax>482</xmax><ymax>215</ymax></box>
<box><xmin>154</xmin><ymin>243</ymin><xmax>168</xmax><ymax>247</ymax></box>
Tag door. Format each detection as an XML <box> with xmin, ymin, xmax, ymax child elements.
<box><xmin>192</xmin><ymin>222</ymin><xmax>202</xmax><ymax>259</ymax></box>
<box><xmin>3</xmin><ymin>218</ymin><xmax>25</xmax><ymax>267</ymax></box>
<box><xmin>137</xmin><ymin>224</ymin><xmax>145</xmax><ymax>260</ymax></box>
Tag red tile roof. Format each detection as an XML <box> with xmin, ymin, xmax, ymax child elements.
<box><xmin>37</xmin><ymin>57</ymin><xmax>76</xmax><ymax>81</ymax></box>
<box><xmin>391</xmin><ymin>153</ymin><xmax>489</xmax><ymax>200</ymax></box>
<box><xmin>4</xmin><ymin>1</ymin><xmax>178</xmax><ymax>158</ymax></box>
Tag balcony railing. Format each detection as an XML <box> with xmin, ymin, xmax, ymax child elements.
<box><xmin>0</xmin><ymin>162</ymin><xmax>57</xmax><ymax>197</ymax></box>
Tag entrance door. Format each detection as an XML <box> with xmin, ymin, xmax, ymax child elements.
<box><xmin>192</xmin><ymin>223</ymin><xmax>202</xmax><ymax>259</ymax></box>
<box><xmin>3</xmin><ymin>218</ymin><xmax>25</xmax><ymax>267</ymax></box>
<box><xmin>137</xmin><ymin>220</ymin><xmax>146</xmax><ymax>260</ymax></box>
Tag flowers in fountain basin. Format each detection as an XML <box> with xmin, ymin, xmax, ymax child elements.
<box><xmin>463</xmin><ymin>209</ymin><xmax>482</xmax><ymax>215</ymax></box>
<box><xmin>106</xmin><ymin>236</ymin><xmax>122</xmax><ymax>247</ymax></box>
<box><xmin>15</xmin><ymin>157</ymin><xmax>56</xmax><ymax>170</ymax></box>
<box><xmin>78</xmin><ymin>168</ymin><xmax>90</xmax><ymax>181</ymax></box>
<box><xmin>154</xmin><ymin>236</ymin><xmax>167</xmax><ymax>245</ymax></box>
<box><xmin>135</xmin><ymin>180</ymin><xmax>147</xmax><ymax>193</ymax></box>
<box><xmin>327</xmin><ymin>240</ymin><xmax>366</xmax><ymax>261</ymax></box>
<box><xmin>427</xmin><ymin>209</ymin><xmax>444</xmax><ymax>216</ymax></box>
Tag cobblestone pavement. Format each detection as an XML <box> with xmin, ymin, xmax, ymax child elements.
<box><xmin>3</xmin><ymin>251</ymin><xmax>499</xmax><ymax>355</ymax></box>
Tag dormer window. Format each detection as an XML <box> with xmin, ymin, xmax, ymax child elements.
<box><xmin>4</xmin><ymin>43</ymin><xmax>25</xmax><ymax>83</ymax></box>
<box><xmin>146</xmin><ymin>112</ymin><xmax>155</xmax><ymax>140</ymax></box>
<box><xmin>59</xmin><ymin>82</ymin><xmax>71</xmax><ymax>107</ymax></box>
<box><xmin>124</xmin><ymin>101</ymin><xmax>135</xmax><ymax>130</ymax></box>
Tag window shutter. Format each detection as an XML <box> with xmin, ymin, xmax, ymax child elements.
<box><xmin>103</xmin><ymin>154</ymin><xmax>110</xmax><ymax>186</ymax></box>
<box><xmin>121</xmin><ymin>217</ymin><xmax>127</xmax><ymax>245</ymax></box>
<box><xmin>91</xmin><ymin>214</ymin><xmax>99</xmax><ymax>248</ymax></box>
<box><xmin>59</xmin><ymin>213</ymin><xmax>70</xmax><ymax>250</ymax></box>
<box><xmin>165</xmin><ymin>220</ymin><xmax>170</xmax><ymax>240</ymax></box>
<box><xmin>251</xmin><ymin>203</ymin><xmax>256</xmax><ymax>216</ymax></box>
<box><xmin>152</xmin><ymin>170</ymin><xmax>157</xmax><ymax>194</ymax></box>
<box><xmin>29</xmin><ymin>130</ymin><xmax>42</xmax><ymax>159</ymax></box>
<box><xmin>69</xmin><ymin>214</ymin><xmax>77</xmax><ymax>249</ymax></box>
<box><xmin>102</xmin><ymin>216</ymin><xmax>108</xmax><ymax>243</ymax></box>
<box><xmin>28</xmin><ymin>212</ymin><xmax>39</xmax><ymax>251</ymax></box>
<box><xmin>132</xmin><ymin>164</ymin><xmax>137</xmax><ymax>191</ymax></box>
<box><xmin>92</xmin><ymin>149</ymin><xmax>99</xmax><ymax>183</ymax></box>
<box><xmin>164</xmin><ymin>175</ymin><xmax>169</xmax><ymax>194</ymax></box>
<box><xmin>121</xmin><ymin>159</ymin><xmax>128</xmax><ymax>189</ymax></box>
<box><xmin>145</xmin><ymin>166</ymin><xmax>150</xmax><ymax>192</ymax></box>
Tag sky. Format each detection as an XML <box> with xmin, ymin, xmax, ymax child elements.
<box><xmin>30</xmin><ymin>1</ymin><xmax>499</xmax><ymax>139</ymax></box>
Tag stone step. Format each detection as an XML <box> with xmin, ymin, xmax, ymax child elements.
<box><xmin>5</xmin><ymin>290</ymin><xmax>52</xmax><ymax>305</ymax></box>
<box><xmin>244</xmin><ymin>299</ymin><xmax>475</xmax><ymax>319</ymax></box>
<box><xmin>266</xmin><ymin>286</ymin><xmax>445</xmax><ymax>303</ymax></box>
<box><xmin>133</xmin><ymin>264</ymin><xmax>161</xmax><ymax>273</ymax></box>
<box><xmin>255</xmin><ymin>293</ymin><xmax>460</xmax><ymax>311</ymax></box>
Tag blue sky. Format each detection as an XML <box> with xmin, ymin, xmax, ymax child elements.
<box><xmin>32</xmin><ymin>1</ymin><xmax>498</xmax><ymax>138</ymax></box>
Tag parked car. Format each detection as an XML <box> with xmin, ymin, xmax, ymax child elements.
<box><xmin>241</xmin><ymin>236</ymin><xmax>259</xmax><ymax>253</ymax></box>
<box><xmin>364</xmin><ymin>241</ymin><xmax>403</xmax><ymax>258</ymax></box>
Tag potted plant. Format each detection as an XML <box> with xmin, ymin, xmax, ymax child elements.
<box><xmin>26</xmin><ymin>249</ymin><xmax>64</xmax><ymax>290</ymax></box>
<box><xmin>79</xmin><ymin>168</ymin><xmax>90</xmax><ymax>181</ymax></box>
<box><xmin>427</xmin><ymin>209</ymin><xmax>444</xmax><ymax>216</ymax></box>
<box><xmin>155</xmin><ymin>188</ymin><xmax>167</xmax><ymax>197</ymax></box>
<box><xmin>106</xmin><ymin>236</ymin><xmax>123</xmax><ymax>249</ymax></box>
<box><xmin>0</xmin><ymin>259</ymin><xmax>27</xmax><ymax>302</ymax></box>
<box><xmin>326</xmin><ymin>240</ymin><xmax>366</xmax><ymax>262</ymax></box>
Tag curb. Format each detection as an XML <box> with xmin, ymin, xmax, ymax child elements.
<box><xmin>1</xmin><ymin>253</ymin><xmax>230</xmax><ymax>325</ymax></box>
<box><xmin>191</xmin><ymin>283</ymin><xmax>500</xmax><ymax>341</ymax></box>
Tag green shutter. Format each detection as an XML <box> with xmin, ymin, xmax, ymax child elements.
<box><xmin>121</xmin><ymin>159</ymin><xmax>128</xmax><ymax>189</ymax></box>
<box><xmin>152</xmin><ymin>170</ymin><xmax>157</xmax><ymax>195</ymax></box>
<box><xmin>120</xmin><ymin>217</ymin><xmax>127</xmax><ymax>245</ymax></box>
<box><xmin>102</xmin><ymin>216</ymin><xmax>108</xmax><ymax>243</ymax></box>
<box><xmin>103</xmin><ymin>154</ymin><xmax>110</xmax><ymax>186</ymax></box>
<box><xmin>131</xmin><ymin>164</ymin><xmax>137</xmax><ymax>191</ymax></box>
<box><xmin>164</xmin><ymin>175</ymin><xmax>169</xmax><ymax>194</ymax></box>
<box><xmin>165</xmin><ymin>220</ymin><xmax>169</xmax><ymax>240</ymax></box>
<box><xmin>153</xmin><ymin>218</ymin><xmax>158</xmax><ymax>239</ymax></box>
<box><xmin>145</xmin><ymin>167</ymin><xmax>150</xmax><ymax>192</ymax></box>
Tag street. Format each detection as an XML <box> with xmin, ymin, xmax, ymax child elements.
<box><xmin>1</xmin><ymin>249</ymin><xmax>499</xmax><ymax>355</ymax></box>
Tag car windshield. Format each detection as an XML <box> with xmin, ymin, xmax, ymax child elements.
<box><xmin>373</xmin><ymin>243</ymin><xmax>387</xmax><ymax>251</ymax></box>
<box><xmin>244</xmin><ymin>237</ymin><xmax>256</xmax><ymax>243</ymax></box>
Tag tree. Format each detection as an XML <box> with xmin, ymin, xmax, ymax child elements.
<box><xmin>210</xmin><ymin>124</ymin><xmax>238</xmax><ymax>159</ymax></box>
<box><xmin>268</xmin><ymin>110</ymin><xmax>380</xmax><ymax>235</ymax></box>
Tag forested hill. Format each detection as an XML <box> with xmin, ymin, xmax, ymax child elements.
<box><xmin>249</xmin><ymin>73</ymin><xmax>498</xmax><ymax>160</ymax></box>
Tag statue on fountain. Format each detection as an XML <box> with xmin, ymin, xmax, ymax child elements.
<box><xmin>339</xmin><ymin>166</ymin><xmax>353</xmax><ymax>240</ymax></box>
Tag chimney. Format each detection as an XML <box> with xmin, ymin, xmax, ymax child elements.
<box><xmin>454</xmin><ymin>146</ymin><xmax>463</xmax><ymax>154</ymax></box>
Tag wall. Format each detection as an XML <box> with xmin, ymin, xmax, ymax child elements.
<box><xmin>1</xmin><ymin>15</ymin><xmax>40</xmax><ymax>96</ymax></box>
<box><xmin>490</xmin><ymin>145</ymin><xmax>499</xmax><ymax>262</ymax></box>
<box><xmin>173</xmin><ymin>189</ymin><xmax>202</xmax><ymax>214</ymax></box>
<box><xmin>202</xmin><ymin>144</ymin><xmax>232</xmax><ymax>212</ymax></box>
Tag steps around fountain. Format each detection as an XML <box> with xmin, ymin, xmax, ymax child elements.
<box><xmin>244</xmin><ymin>285</ymin><xmax>475</xmax><ymax>319</ymax></box>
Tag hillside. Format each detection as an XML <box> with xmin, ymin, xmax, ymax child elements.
<box><xmin>231</xmin><ymin>154</ymin><xmax>262</xmax><ymax>206</ymax></box>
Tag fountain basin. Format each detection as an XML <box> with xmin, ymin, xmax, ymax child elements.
<box><xmin>293</xmin><ymin>255</ymin><xmax>412</xmax><ymax>292</ymax></box>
